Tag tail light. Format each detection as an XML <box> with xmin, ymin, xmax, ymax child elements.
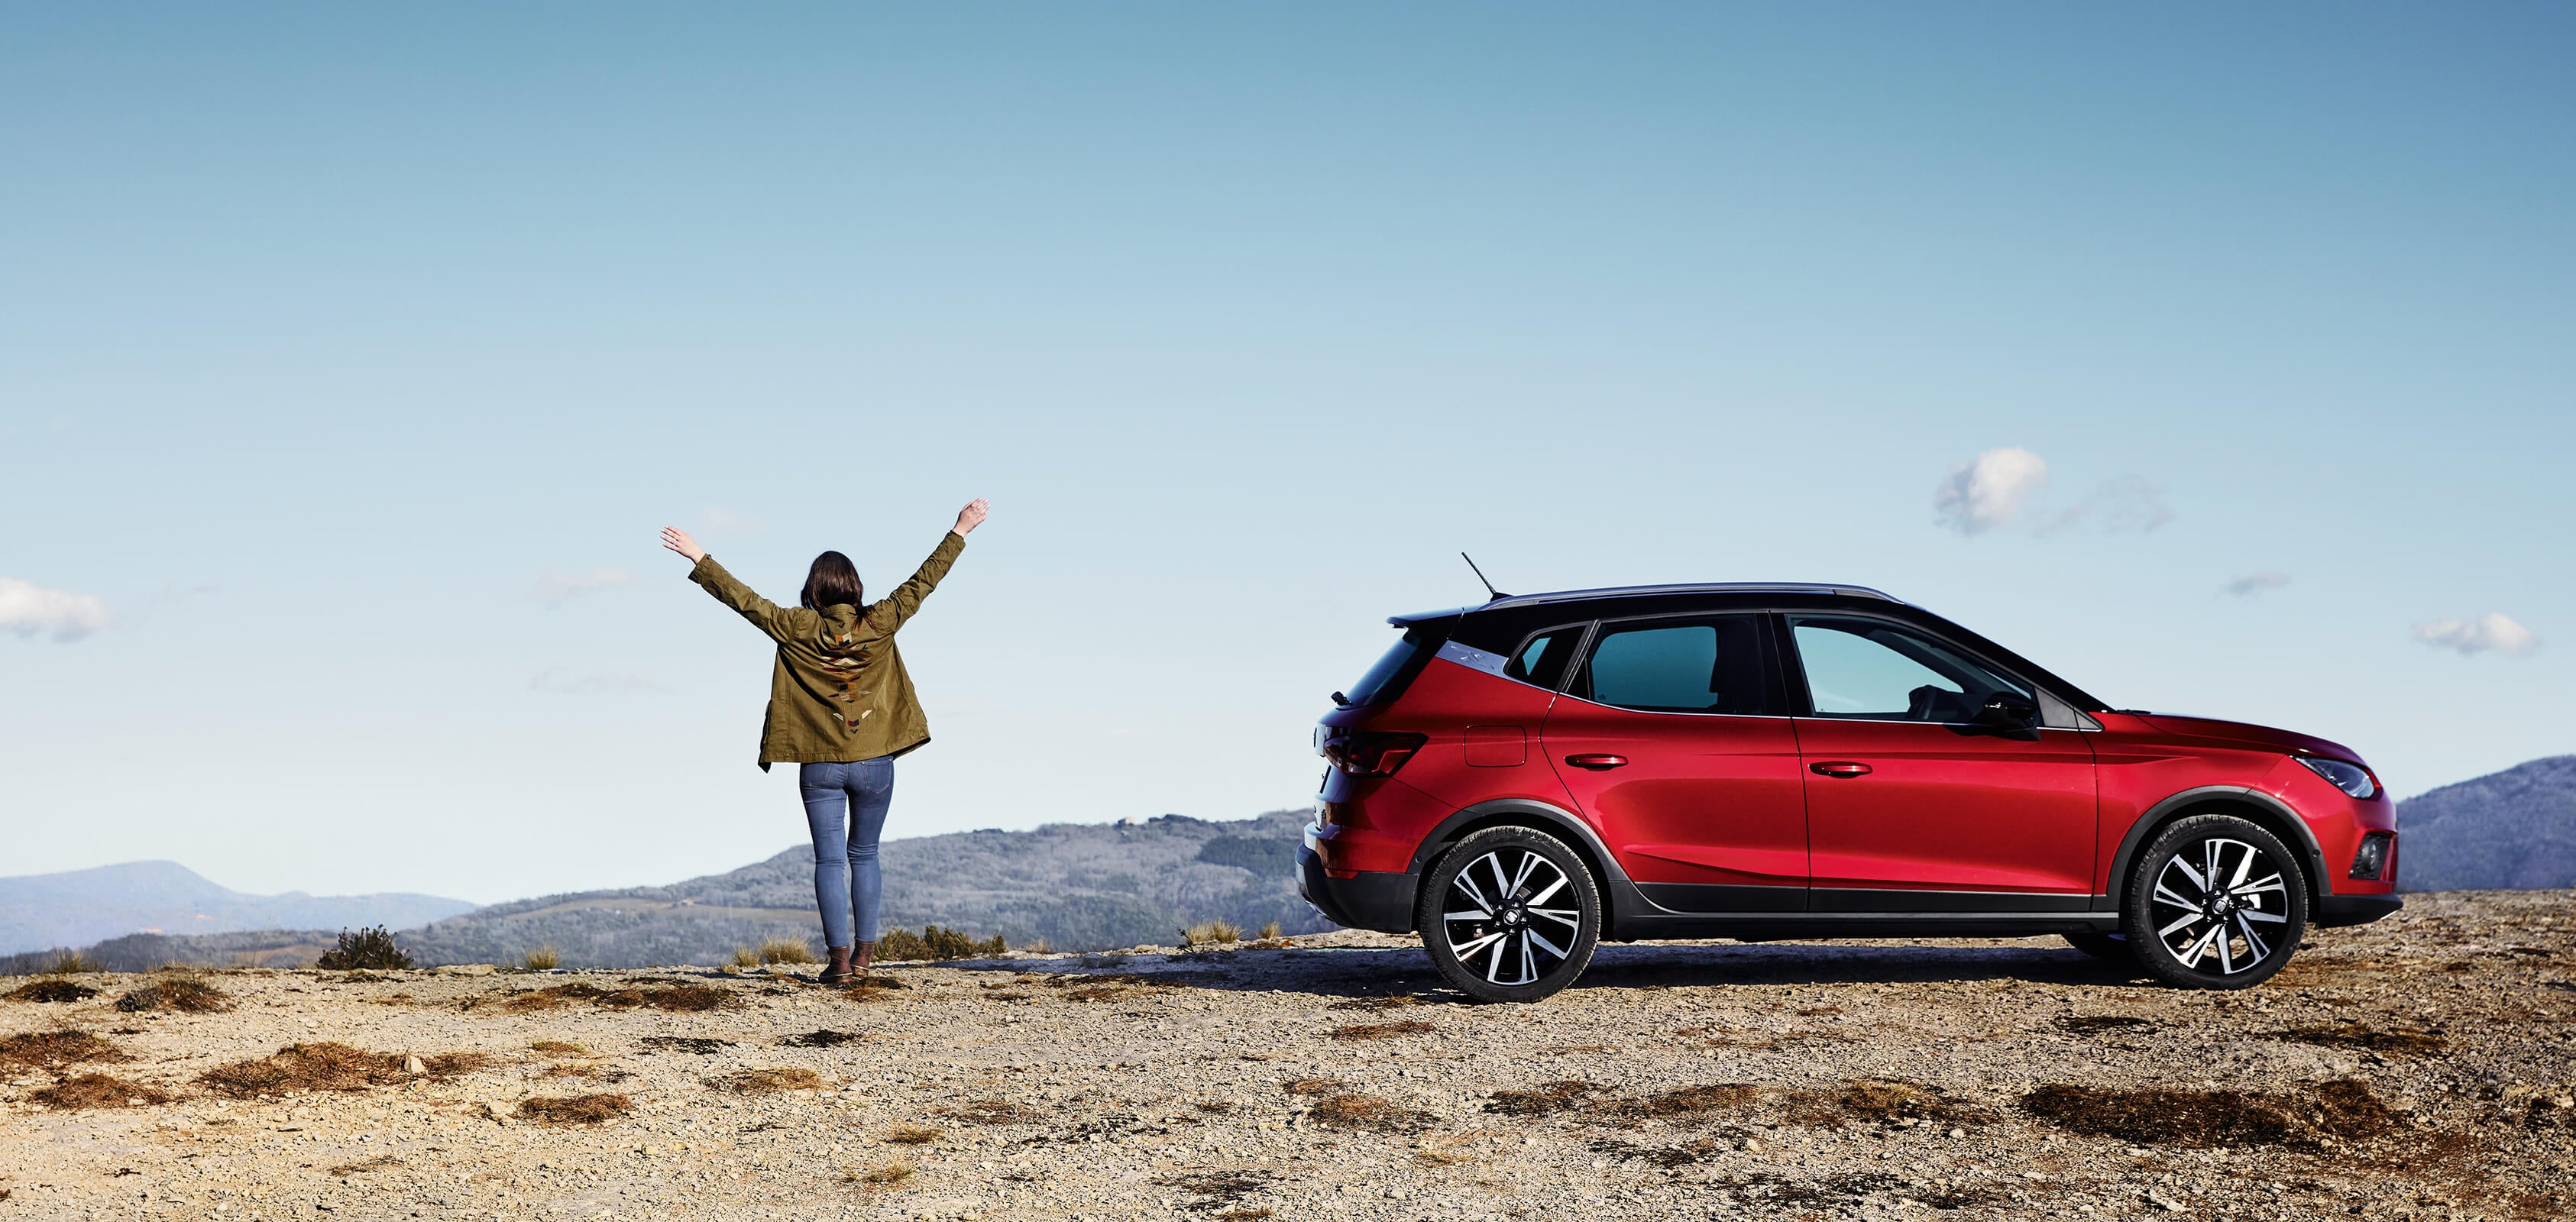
<box><xmin>1322</xmin><ymin>732</ymin><xmax>1427</xmax><ymax>777</ymax></box>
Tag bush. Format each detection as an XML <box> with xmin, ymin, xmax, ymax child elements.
<box><xmin>316</xmin><ymin>926</ymin><xmax>412</xmax><ymax>971</ymax></box>
<box><xmin>522</xmin><ymin>946</ymin><xmax>561</xmax><ymax>971</ymax></box>
<box><xmin>45</xmin><ymin>950</ymin><xmax>98</xmax><ymax>975</ymax></box>
<box><xmin>727</xmin><ymin>946</ymin><xmax>762</xmax><ymax>969</ymax></box>
<box><xmin>1183</xmin><ymin>921</ymin><xmax>1242</xmax><ymax>947</ymax></box>
<box><xmin>759</xmin><ymin>938</ymin><xmax>817</xmax><ymax>965</ymax></box>
<box><xmin>875</xmin><ymin>926</ymin><xmax>1005</xmax><ymax>962</ymax></box>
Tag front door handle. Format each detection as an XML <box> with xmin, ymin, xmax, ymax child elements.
<box><xmin>1810</xmin><ymin>761</ymin><xmax>1873</xmax><ymax>778</ymax></box>
<box><xmin>1565</xmin><ymin>754</ymin><xmax>1629</xmax><ymax>771</ymax></box>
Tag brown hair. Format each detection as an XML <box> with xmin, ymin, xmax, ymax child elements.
<box><xmin>800</xmin><ymin>551</ymin><xmax>863</xmax><ymax>609</ymax></box>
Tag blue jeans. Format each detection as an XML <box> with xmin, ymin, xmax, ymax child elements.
<box><xmin>799</xmin><ymin>757</ymin><xmax>894</xmax><ymax>947</ymax></box>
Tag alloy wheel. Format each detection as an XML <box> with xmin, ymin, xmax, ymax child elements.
<box><xmin>2146</xmin><ymin>836</ymin><xmax>2290</xmax><ymax>976</ymax></box>
<box><xmin>1438</xmin><ymin>846</ymin><xmax>1584</xmax><ymax>986</ymax></box>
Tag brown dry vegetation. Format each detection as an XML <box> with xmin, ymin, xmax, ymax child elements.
<box><xmin>1485</xmin><ymin>1079</ymin><xmax>1599</xmax><ymax>1116</ymax></box>
<box><xmin>30</xmin><ymin>1073</ymin><xmax>173</xmax><ymax>1110</ymax></box>
<box><xmin>2269</xmin><ymin>1020</ymin><xmax>2448</xmax><ymax>1055</ymax></box>
<box><xmin>0</xmin><ymin>1030</ymin><xmax>128</xmax><ymax>1070</ymax></box>
<box><xmin>197</xmin><ymin>1043</ymin><xmax>487</xmax><ymax>1098</ymax></box>
<box><xmin>706</xmin><ymin>1067</ymin><xmax>828</xmax><ymax>1094</ymax></box>
<box><xmin>516</xmin><ymin>1093</ymin><xmax>632</xmax><ymax>1125</ymax></box>
<box><xmin>489</xmin><ymin>982</ymin><xmax>728</xmax><ymax>1013</ymax></box>
<box><xmin>4</xmin><ymin>979</ymin><xmax>100</xmax><ymax>1004</ymax></box>
<box><xmin>113</xmin><ymin>978</ymin><xmax>232</xmax><ymax>1013</ymax></box>
<box><xmin>884</xmin><ymin>1123</ymin><xmax>941</xmax><ymax>1144</ymax></box>
<box><xmin>527</xmin><ymin>1040</ymin><xmax>588</xmax><ymax>1057</ymax></box>
<box><xmin>780</xmin><ymin>1029</ymin><xmax>865</xmax><ymax>1048</ymax></box>
<box><xmin>1328</xmin><ymin>1018</ymin><xmax>1433</xmax><ymax>1042</ymax></box>
<box><xmin>2021</xmin><ymin>1078</ymin><xmax>2397</xmax><ymax>1148</ymax></box>
<box><xmin>1325</xmin><ymin>994</ymin><xmax>1422</xmax><ymax>1011</ymax></box>
<box><xmin>1303</xmin><ymin>1092</ymin><xmax>1430</xmax><ymax>1132</ymax></box>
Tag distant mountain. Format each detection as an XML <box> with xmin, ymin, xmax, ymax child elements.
<box><xmin>2396</xmin><ymin>755</ymin><xmax>2576</xmax><ymax>892</ymax></box>
<box><xmin>5</xmin><ymin>810</ymin><xmax>1325</xmax><ymax>971</ymax></box>
<box><xmin>0</xmin><ymin>861</ymin><xmax>475</xmax><ymax>958</ymax></box>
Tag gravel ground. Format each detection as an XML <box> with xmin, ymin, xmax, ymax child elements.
<box><xmin>2</xmin><ymin>889</ymin><xmax>2569</xmax><ymax>1221</ymax></box>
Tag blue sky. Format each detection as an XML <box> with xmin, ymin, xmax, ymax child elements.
<box><xmin>4</xmin><ymin>4</ymin><xmax>2568</xmax><ymax>904</ymax></box>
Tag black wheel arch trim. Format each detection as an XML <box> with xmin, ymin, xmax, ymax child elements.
<box><xmin>2101</xmin><ymin>785</ymin><xmax>2328</xmax><ymax>913</ymax></box>
<box><xmin>1408</xmin><ymin>798</ymin><xmax>1633</xmax><ymax>934</ymax></box>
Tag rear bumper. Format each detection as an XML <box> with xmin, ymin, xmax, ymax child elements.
<box><xmin>2315</xmin><ymin>893</ymin><xmax>2402</xmax><ymax>928</ymax></box>
<box><xmin>1296</xmin><ymin>843</ymin><xmax>1417</xmax><ymax>934</ymax></box>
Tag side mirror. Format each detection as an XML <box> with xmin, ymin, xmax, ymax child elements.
<box><xmin>1979</xmin><ymin>691</ymin><xmax>2039</xmax><ymax>726</ymax></box>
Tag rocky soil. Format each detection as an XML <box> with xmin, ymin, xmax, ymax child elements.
<box><xmin>2</xmin><ymin>890</ymin><xmax>2569</xmax><ymax>1221</ymax></box>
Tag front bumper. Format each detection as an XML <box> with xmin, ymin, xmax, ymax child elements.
<box><xmin>2315</xmin><ymin>893</ymin><xmax>2402</xmax><ymax>928</ymax></box>
<box><xmin>1296</xmin><ymin>844</ymin><xmax>1417</xmax><ymax>934</ymax></box>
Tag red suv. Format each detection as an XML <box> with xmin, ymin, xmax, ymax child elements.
<box><xmin>1299</xmin><ymin>583</ymin><xmax>2400</xmax><ymax>1002</ymax></box>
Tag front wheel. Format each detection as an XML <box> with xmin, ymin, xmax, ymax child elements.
<box><xmin>2121</xmin><ymin>813</ymin><xmax>2309</xmax><ymax>990</ymax></box>
<box><xmin>1417</xmin><ymin>826</ymin><xmax>1600</xmax><ymax>1004</ymax></box>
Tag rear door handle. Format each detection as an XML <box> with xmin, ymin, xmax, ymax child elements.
<box><xmin>1810</xmin><ymin>761</ymin><xmax>1873</xmax><ymax>778</ymax></box>
<box><xmin>1564</xmin><ymin>754</ymin><xmax>1629</xmax><ymax>771</ymax></box>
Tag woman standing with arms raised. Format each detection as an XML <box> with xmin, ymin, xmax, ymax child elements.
<box><xmin>661</xmin><ymin>498</ymin><xmax>989</xmax><ymax>982</ymax></box>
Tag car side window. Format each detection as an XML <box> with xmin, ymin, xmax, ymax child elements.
<box><xmin>1574</xmin><ymin>616</ymin><xmax>1775</xmax><ymax>715</ymax></box>
<box><xmin>1503</xmin><ymin>625</ymin><xmax>1587</xmax><ymax>690</ymax></box>
<box><xmin>1789</xmin><ymin>616</ymin><xmax>2030</xmax><ymax>723</ymax></box>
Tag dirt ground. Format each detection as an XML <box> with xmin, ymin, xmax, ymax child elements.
<box><xmin>2</xmin><ymin>889</ymin><xmax>2569</xmax><ymax>1221</ymax></box>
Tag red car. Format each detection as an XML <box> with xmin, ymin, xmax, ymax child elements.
<box><xmin>1299</xmin><ymin>583</ymin><xmax>2400</xmax><ymax>1002</ymax></box>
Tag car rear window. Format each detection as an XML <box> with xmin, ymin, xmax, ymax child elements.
<box><xmin>1343</xmin><ymin>626</ymin><xmax>1445</xmax><ymax>706</ymax></box>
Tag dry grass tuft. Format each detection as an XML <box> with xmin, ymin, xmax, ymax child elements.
<box><xmin>5</xmin><ymin>979</ymin><xmax>100</xmax><ymax>1004</ymax></box>
<box><xmin>114</xmin><ymin>978</ymin><xmax>234</xmax><ymax>1013</ymax></box>
<box><xmin>1304</xmin><ymin>1092</ymin><xmax>1432</xmax><ymax>1132</ymax></box>
<box><xmin>2269</xmin><ymin>1021</ymin><xmax>2447</xmax><ymax>1056</ymax></box>
<box><xmin>782</xmin><ymin>1029</ymin><xmax>866</xmax><ymax>1048</ymax></box>
<box><xmin>197</xmin><ymin>1043</ymin><xmax>484</xmax><ymax>1098</ymax></box>
<box><xmin>0</xmin><ymin>1030</ymin><xmax>129</xmax><ymax>1071</ymax></box>
<box><xmin>759</xmin><ymin>938</ymin><xmax>817</xmax><ymax>965</ymax></box>
<box><xmin>326</xmin><ymin>1155</ymin><xmax>403</xmax><ymax>1177</ymax></box>
<box><xmin>1182</xmin><ymin>920</ymin><xmax>1244</xmax><ymax>947</ymax></box>
<box><xmin>1327</xmin><ymin>994</ymin><xmax>1422</xmax><ymax>1011</ymax></box>
<box><xmin>529</xmin><ymin>1040</ymin><xmax>588</xmax><ymax>1057</ymax></box>
<box><xmin>29</xmin><ymin>1072</ymin><xmax>172</xmax><ymax>1110</ymax></box>
<box><xmin>1328</xmin><ymin>1018</ymin><xmax>1433</xmax><ymax>1042</ymax></box>
<box><xmin>1486</xmin><ymin>1079</ymin><xmax>1599</xmax><ymax>1116</ymax></box>
<box><xmin>1600</xmin><ymin>1083</ymin><xmax>1762</xmax><ymax>1124</ymax></box>
<box><xmin>879</xmin><ymin>925</ymin><xmax>1006</xmax><ymax>961</ymax></box>
<box><xmin>2021</xmin><ymin>1078</ymin><xmax>2396</xmax><ymax>1148</ymax></box>
<box><xmin>854</xmin><ymin>1160</ymin><xmax>914</xmax><ymax>1185</ymax></box>
<box><xmin>520</xmin><ymin>946</ymin><xmax>561</xmax><ymax>971</ymax></box>
<box><xmin>516</xmin><ymin>1093</ymin><xmax>632</xmax><ymax>1125</ymax></box>
<box><xmin>1827</xmin><ymin>1078</ymin><xmax>1993</xmax><ymax>1127</ymax></box>
<box><xmin>885</xmin><ymin>1123</ymin><xmax>942</xmax><ymax>1144</ymax></box>
<box><xmin>44</xmin><ymin>951</ymin><xmax>99</xmax><ymax>975</ymax></box>
<box><xmin>1257</xmin><ymin>921</ymin><xmax>1283</xmax><ymax>939</ymax></box>
<box><xmin>1281</xmin><ymin>1077</ymin><xmax>1348</xmax><ymax>1096</ymax></box>
<box><xmin>727</xmin><ymin>946</ymin><xmax>762</xmax><ymax>969</ymax></box>
<box><xmin>707</xmin><ymin>1067</ymin><xmax>829</xmax><ymax>1094</ymax></box>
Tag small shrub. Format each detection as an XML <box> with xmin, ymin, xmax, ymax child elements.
<box><xmin>30</xmin><ymin>1073</ymin><xmax>171</xmax><ymax>1110</ymax></box>
<box><xmin>0</xmin><ymin>1031</ymin><xmax>129</xmax><ymax>1070</ymax></box>
<box><xmin>44</xmin><ymin>951</ymin><xmax>98</xmax><ymax>975</ymax></box>
<box><xmin>5</xmin><ymin>979</ymin><xmax>99</xmax><ymax>1004</ymax></box>
<box><xmin>1305</xmin><ymin>1092</ymin><xmax>1430</xmax><ymax>1132</ymax></box>
<box><xmin>1257</xmin><ymin>921</ymin><xmax>1282</xmax><ymax>939</ymax></box>
<box><xmin>1183</xmin><ymin>920</ymin><xmax>1244</xmax><ymax>948</ymax></box>
<box><xmin>707</xmin><ymin>1067</ymin><xmax>829</xmax><ymax>1094</ymax></box>
<box><xmin>759</xmin><ymin>938</ymin><xmax>817</xmax><ymax>965</ymax></box>
<box><xmin>876</xmin><ymin>926</ymin><xmax>1004</xmax><ymax>961</ymax></box>
<box><xmin>1486</xmin><ymin>1080</ymin><xmax>1598</xmax><ymax>1115</ymax></box>
<box><xmin>516</xmin><ymin>1093</ymin><xmax>631</xmax><ymax>1125</ymax></box>
<box><xmin>315</xmin><ymin>926</ymin><xmax>413</xmax><ymax>971</ymax></box>
<box><xmin>197</xmin><ymin>1043</ymin><xmax>484</xmax><ymax>1098</ymax></box>
<box><xmin>115</xmin><ymin>978</ymin><xmax>233</xmax><ymax>1013</ymax></box>
<box><xmin>728</xmin><ymin>946</ymin><xmax>762</xmax><ymax>969</ymax></box>
<box><xmin>856</xmin><ymin>1161</ymin><xmax>913</xmax><ymax>1185</ymax></box>
<box><xmin>522</xmin><ymin>946</ymin><xmax>561</xmax><ymax>971</ymax></box>
<box><xmin>885</xmin><ymin>1123</ymin><xmax>942</xmax><ymax>1144</ymax></box>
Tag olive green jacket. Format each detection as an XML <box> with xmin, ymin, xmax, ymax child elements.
<box><xmin>688</xmin><ymin>532</ymin><xmax>965</xmax><ymax>769</ymax></box>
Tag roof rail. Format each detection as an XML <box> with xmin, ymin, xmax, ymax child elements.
<box><xmin>1484</xmin><ymin>582</ymin><xmax>1902</xmax><ymax>609</ymax></box>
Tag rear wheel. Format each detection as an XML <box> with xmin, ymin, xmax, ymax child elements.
<box><xmin>2061</xmin><ymin>931</ymin><xmax>2134</xmax><ymax>962</ymax></box>
<box><xmin>1417</xmin><ymin>826</ymin><xmax>1600</xmax><ymax>1004</ymax></box>
<box><xmin>2121</xmin><ymin>813</ymin><xmax>2308</xmax><ymax>990</ymax></box>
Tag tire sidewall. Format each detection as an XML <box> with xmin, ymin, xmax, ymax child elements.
<box><xmin>2122</xmin><ymin>813</ymin><xmax>2309</xmax><ymax>990</ymax></box>
<box><xmin>1417</xmin><ymin>826</ymin><xmax>1601</xmax><ymax>1004</ymax></box>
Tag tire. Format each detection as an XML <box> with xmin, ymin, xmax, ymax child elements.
<box><xmin>2061</xmin><ymin>931</ymin><xmax>2134</xmax><ymax>962</ymax></box>
<box><xmin>2121</xmin><ymin>813</ymin><xmax>2309</xmax><ymax>990</ymax></box>
<box><xmin>1416</xmin><ymin>826</ymin><xmax>1601</xmax><ymax>1004</ymax></box>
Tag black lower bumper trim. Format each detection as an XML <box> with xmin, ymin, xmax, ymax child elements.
<box><xmin>2315</xmin><ymin>893</ymin><xmax>2402</xmax><ymax>928</ymax></box>
<box><xmin>1296</xmin><ymin>846</ymin><xmax>1416</xmax><ymax>934</ymax></box>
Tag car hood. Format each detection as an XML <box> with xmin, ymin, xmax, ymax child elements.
<box><xmin>2132</xmin><ymin>713</ymin><xmax>2364</xmax><ymax>763</ymax></box>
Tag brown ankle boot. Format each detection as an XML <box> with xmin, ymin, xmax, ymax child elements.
<box><xmin>822</xmin><ymin>946</ymin><xmax>854</xmax><ymax>984</ymax></box>
<box><xmin>853</xmin><ymin>942</ymin><xmax>875</xmax><ymax>976</ymax></box>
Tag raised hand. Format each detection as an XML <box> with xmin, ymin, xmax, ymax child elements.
<box><xmin>661</xmin><ymin>526</ymin><xmax>707</xmax><ymax>563</ymax></box>
<box><xmin>952</xmin><ymin>498</ymin><xmax>990</xmax><ymax>537</ymax></box>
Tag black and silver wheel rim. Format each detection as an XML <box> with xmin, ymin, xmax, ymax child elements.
<box><xmin>1440</xmin><ymin>848</ymin><xmax>1582</xmax><ymax>986</ymax></box>
<box><xmin>2148</xmin><ymin>836</ymin><xmax>2290</xmax><ymax>975</ymax></box>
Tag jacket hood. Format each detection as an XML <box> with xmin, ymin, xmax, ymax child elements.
<box><xmin>2133</xmin><ymin>713</ymin><xmax>2364</xmax><ymax>763</ymax></box>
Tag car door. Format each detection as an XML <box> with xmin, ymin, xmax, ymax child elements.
<box><xmin>1541</xmin><ymin>613</ymin><xmax>1808</xmax><ymax>913</ymax></box>
<box><xmin>1785</xmin><ymin>614</ymin><xmax>2098</xmax><ymax>907</ymax></box>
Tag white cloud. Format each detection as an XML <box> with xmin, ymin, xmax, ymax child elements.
<box><xmin>2225</xmin><ymin>571</ymin><xmax>2291</xmax><ymax>597</ymax></box>
<box><xmin>2036</xmin><ymin>474</ymin><xmax>2175</xmax><ymax>535</ymax></box>
<box><xmin>0</xmin><ymin>577</ymin><xmax>110</xmax><ymax>642</ymax></box>
<box><xmin>2411</xmin><ymin>613</ymin><xmax>2540</xmax><ymax>658</ymax></box>
<box><xmin>530</xmin><ymin>669</ymin><xmax>667</xmax><ymax>695</ymax></box>
<box><xmin>532</xmin><ymin>567</ymin><xmax>635</xmax><ymax>607</ymax></box>
<box><xmin>1932</xmin><ymin>448</ymin><xmax>2049</xmax><ymax>535</ymax></box>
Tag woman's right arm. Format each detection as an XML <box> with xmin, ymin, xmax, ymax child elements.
<box><xmin>664</xmin><ymin>525</ymin><xmax>789</xmax><ymax>638</ymax></box>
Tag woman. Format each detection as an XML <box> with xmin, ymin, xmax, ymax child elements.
<box><xmin>660</xmin><ymin>498</ymin><xmax>989</xmax><ymax>982</ymax></box>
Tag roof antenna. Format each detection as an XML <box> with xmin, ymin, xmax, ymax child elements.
<box><xmin>1461</xmin><ymin>552</ymin><xmax>1506</xmax><ymax>602</ymax></box>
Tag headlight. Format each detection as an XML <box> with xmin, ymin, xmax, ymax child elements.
<box><xmin>2294</xmin><ymin>755</ymin><xmax>2377</xmax><ymax>800</ymax></box>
